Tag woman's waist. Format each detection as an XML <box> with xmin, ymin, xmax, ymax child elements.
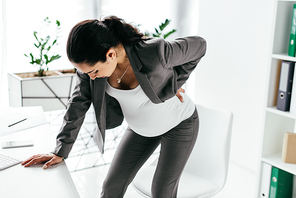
<box><xmin>121</xmin><ymin>94</ymin><xmax>195</xmax><ymax>131</ymax></box>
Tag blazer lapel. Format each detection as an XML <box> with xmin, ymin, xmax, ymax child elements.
<box><xmin>124</xmin><ymin>44</ymin><xmax>162</xmax><ymax>104</ymax></box>
<box><xmin>92</xmin><ymin>77</ymin><xmax>107</xmax><ymax>153</ymax></box>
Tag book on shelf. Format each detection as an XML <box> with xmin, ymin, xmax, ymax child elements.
<box><xmin>289</xmin><ymin>4</ymin><xmax>296</xmax><ymax>57</ymax></box>
<box><xmin>276</xmin><ymin>61</ymin><xmax>294</xmax><ymax>112</ymax></box>
<box><xmin>293</xmin><ymin>176</ymin><xmax>296</xmax><ymax>198</ymax></box>
<box><xmin>269</xmin><ymin>166</ymin><xmax>293</xmax><ymax>198</ymax></box>
<box><xmin>290</xmin><ymin>67</ymin><xmax>296</xmax><ymax>115</ymax></box>
<box><xmin>260</xmin><ymin>163</ymin><xmax>272</xmax><ymax>198</ymax></box>
<box><xmin>282</xmin><ymin>132</ymin><xmax>296</xmax><ymax>164</ymax></box>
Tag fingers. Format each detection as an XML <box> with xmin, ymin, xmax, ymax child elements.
<box><xmin>21</xmin><ymin>154</ymin><xmax>63</xmax><ymax>169</ymax></box>
<box><xmin>21</xmin><ymin>156</ymin><xmax>34</xmax><ymax>166</ymax></box>
<box><xmin>21</xmin><ymin>154</ymin><xmax>44</xmax><ymax>167</ymax></box>
<box><xmin>43</xmin><ymin>158</ymin><xmax>54</xmax><ymax>169</ymax></box>
<box><xmin>178</xmin><ymin>88</ymin><xmax>185</xmax><ymax>93</ymax></box>
<box><xmin>177</xmin><ymin>94</ymin><xmax>184</xmax><ymax>103</ymax></box>
<box><xmin>176</xmin><ymin>88</ymin><xmax>185</xmax><ymax>103</ymax></box>
<box><xmin>43</xmin><ymin>155</ymin><xmax>63</xmax><ymax>169</ymax></box>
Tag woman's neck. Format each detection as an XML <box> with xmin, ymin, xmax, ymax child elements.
<box><xmin>115</xmin><ymin>43</ymin><xmax>130</xmax><ymax>69</ymax></box>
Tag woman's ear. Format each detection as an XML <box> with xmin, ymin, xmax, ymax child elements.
<box><xmin>106</xmin><ymin>49</ymin><xmax>116</xmax><ymax>60</ymax></box>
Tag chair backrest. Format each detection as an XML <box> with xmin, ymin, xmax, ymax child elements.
<box><xmin>183</xmin><ymin>104</ymin><xmax>233</xmax><ymax>190</ymax></box>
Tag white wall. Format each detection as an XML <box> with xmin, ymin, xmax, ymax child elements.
<box><xmin>195</xmin><ymin>0</ymin><xmax>275</xmax><ymax>172</ymax></box>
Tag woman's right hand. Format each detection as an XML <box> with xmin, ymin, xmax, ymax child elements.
<box><xmin>21</xmin><ymin>153</ymin><xmax>63</xmax><ymax>169</ymax></box>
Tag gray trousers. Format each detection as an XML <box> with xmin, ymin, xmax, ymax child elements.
<box><xmin>101</xmin><ymin>108</ymin><xmax>199</xmax><ymax>198</ymax></box>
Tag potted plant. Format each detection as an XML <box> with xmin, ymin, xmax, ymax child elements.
<box><xmin>8</xmin><ymin>17</ymin><xmax>76</xmax><ymax>111</ymax></box>
<box><xmin>144</xmin><ymin>19</ymin><xmax>177</xmax><ymax>39</ymax></box>
<box><xmin>24</xmin><ymin>17</ymin><xmax>62</xmax><ymax>77</ymax></box>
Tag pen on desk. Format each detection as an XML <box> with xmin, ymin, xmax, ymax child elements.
<box><xmin>8</xmin><ymin>118</ymin><xmax>27</xmax><ymax>127</ymax></box>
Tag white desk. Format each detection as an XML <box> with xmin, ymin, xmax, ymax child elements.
<box><xmin>0</xmin><ymin>107</ymin><xmax>80</xmax><ymax>198</ymax></box>
<box><xmin>0</xmin><ymin>106</ymin><xmax>48</xmax><ymax>137</ymax></box>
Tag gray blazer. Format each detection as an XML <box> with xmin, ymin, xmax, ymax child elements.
<box><xmin>53</xmin><ymin>36</ymin><xmax>206</xmax><ymax>158</ymax></box>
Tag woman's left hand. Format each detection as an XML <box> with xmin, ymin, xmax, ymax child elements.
<box><xmin>176</xmin><ymin>88</ymin><xmax>185</xmax><ymax>103</ymax></box>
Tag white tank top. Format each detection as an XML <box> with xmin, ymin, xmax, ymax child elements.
<box><xmin>106</xmin><ymin>82</ymin><xmax>195</xmax><ymax>137</ymax></box>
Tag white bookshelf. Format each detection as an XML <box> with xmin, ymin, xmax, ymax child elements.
<box><xmin>262</xmin><ymin>153</ymin><xmax>296</xmax><ymax>176</ymax></box>
<box><xmin>266</xmin><ymin>106</ymin><xmax>296</xmax><ymax>119</ymax></box>
<box><xmin>257</xmin><ymin>0</ymin><xmax>296</xmax><ymax>197</ymax></box>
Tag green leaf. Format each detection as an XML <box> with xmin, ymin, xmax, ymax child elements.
<box><xmin>33</xmin><ymin>31</ymin><xmax>39</xmax><ymax>42</ymax></box>
<box><xmin>159</xmin><ymin>19</ymin><xmax>170</xmax><ymax>31</ymax></box>
<box><xmin>155</xmin><ymin>28</ymin><xmax>159</xmax><ymax>34</ymax></box>
<box><xmin>56</xmin><ymin>20</ymin><xmax>60</xmax><ymax>26</ymax></box>
<box><xmin>46</xmin><ymin>54</ymin><xmax>61</xmax><ymax>65</ymax></box>
<box><xmin>27</xmin><ymin>54</ymin><xmax>36</xmax><ymax>65</ymax></box>
<box><xmin>29</xmin><ymin>53</ymin><xmax>34</xmax><ymax>61</ymax></box>
<box><xmin>164</xmin><ymin>29</ymin><xmax>177</xmax><ymax>39</ymax></box>
<box><xmin>44</xmin><ymin>54</ymin><xmax>49</xmax><ymax>64</ymax></box>
<box><xmin>47</xmin><ymin>46</ymin><xmax>51</xmax><ymax>51</ymax></box>
<box><xmin>44</xmin><ymin>36</ymin><xmax>50</xmax><ymax>44</ymax></box>
<box><xmin>152</xmin><ymin>33</ymin><xmax>160</xmax><ymax>37</ymax></box>
<box><xmin>24</xmin><ymin>54</ymin><xmax>28</xmax><ymax>57</ymax></box>
<box><xmin>41</xmin><ymin>36</ymin><xmax>50</xmax><ymax>50</ymax></box>
<box><xmin>35</xmin><ymin>59</ymin><xmax>41</xmax><ymax>65</ymax></box>
<box><xmin>52</xmin><ymin>39</ymin><xmax>57</xmax><ymax>46</ymax></box>
<box><xmin>51</xmin><ymin>54</ymin><xmax>61</xmax><ymax>61</ymax></box>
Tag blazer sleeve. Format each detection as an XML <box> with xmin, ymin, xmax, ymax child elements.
<box><xmin>158</xmin><ymin>36</ymin><xmax>207</xmax><ymax>69</ymax></box>
<box><xmin>52</xmin><ymin>70</ymin><xmax>92</xmax><ymax>159</ymax></box>
<box><xmin>157</xmin><ymin>36</ymin><xmax>207</xmax><ymax>88</ymax></box>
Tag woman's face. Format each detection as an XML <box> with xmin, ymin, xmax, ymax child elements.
<box><xmin>73</xmin><ymin>50</ymin><xmax>117</xmax><ymax>80</ymax></box>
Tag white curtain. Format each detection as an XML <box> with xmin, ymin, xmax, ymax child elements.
<box><xmin>0</xmin><ymin>0</ymin><xmax>8</xmax><ymax>109</ymax></box>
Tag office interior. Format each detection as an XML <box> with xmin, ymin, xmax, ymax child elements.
<box><xmin>0</xmin><ymin>0</ymin><xmax>284</xmax><ymax>197</ymax></box>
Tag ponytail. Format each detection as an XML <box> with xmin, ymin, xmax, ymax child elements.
<box><xmin>67</xmin><ymin>16</ymin><xmax>145</xmax><ymax>66</ymax></box>
<box><xmin>102</xmin><ymin>16</ymin><xmax>145</xmax><ymax>45</ymax></box>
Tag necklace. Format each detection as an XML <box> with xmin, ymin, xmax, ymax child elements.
<box><xmin>115</xmin><ymin>65</ymin><xmax>130</xmax><ymax>83</ymax></box>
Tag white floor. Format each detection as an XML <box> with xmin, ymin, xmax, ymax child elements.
<box><xmin>46</xmin><ymin>109</ymin><xmax>257</xmax><ymax>198</ymax></box>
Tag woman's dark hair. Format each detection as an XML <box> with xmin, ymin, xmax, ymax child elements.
<box><xmin>67</xmin><ymin>16</ymin><xmax>145</xmax><ymax>65</ymax></box>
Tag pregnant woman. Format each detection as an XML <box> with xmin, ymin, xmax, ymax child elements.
<box><xmin>22</xmin><ymin>15</ymin><xmax>206</xmax><ymax>198</ymax></box>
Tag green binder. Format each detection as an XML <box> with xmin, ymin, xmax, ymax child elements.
<box><xmin>269</xmin><ymin>166</ymin><xmax>293</xmax><ymax>198</ymax></box>
<box><xmin>289</xmin><ymin>4</ymin><xmax>296</xmax><ymax>57</ymax></box>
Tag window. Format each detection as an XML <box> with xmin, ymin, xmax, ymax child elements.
<box><xmin>5</xmin><ymin>0</ymin><xmax>87</xmax><ymax>73</ymax></box>
<box><xmin>2</xmin><ymin>0</ymin><xmax>198</xmax><ymax>108</ymax></box>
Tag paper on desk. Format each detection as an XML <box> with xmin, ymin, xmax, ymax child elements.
<box><xmin>0</xmin><ymin>111</ymin><xmax>47</xmax><ymax>136</ymax></box>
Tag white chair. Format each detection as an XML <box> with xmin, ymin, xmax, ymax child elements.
<box><xmin>132</xmin><ymin>104</ymin><xmax>233</xmax><ymax>198</ymax></box>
